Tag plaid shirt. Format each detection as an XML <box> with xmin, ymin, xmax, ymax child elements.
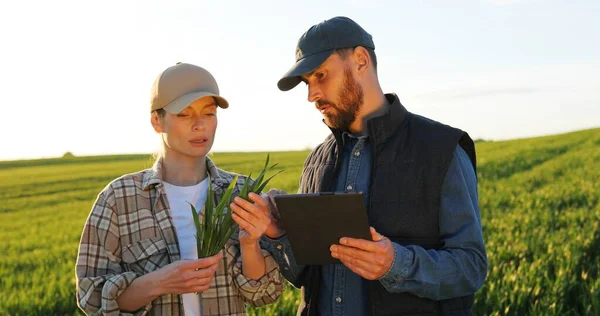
<box><xmin>75</xmin><ymin>157</ymin><xmax>284</xmax><ymax>315</ymax></box>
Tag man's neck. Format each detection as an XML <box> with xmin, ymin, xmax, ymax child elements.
<box><xmin>348</xmin><ymin>92</ymin><xmax>389</xmax><ymax>136</ymax></box>
<box><xmin>161</xmin><ymin>152</ymin><xmax>208</xmax><ymax>186</ymax></box>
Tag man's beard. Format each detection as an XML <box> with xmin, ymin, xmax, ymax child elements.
<box><xmin>317</xmin><ymin>67</ymin><xmax>364</xmax><ymax>131</ymax></box>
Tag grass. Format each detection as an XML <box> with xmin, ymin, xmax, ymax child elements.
<box><xmin>1</xmin><ymin>128</ymin><xmax>599</xmax><ymax>315</ymax></box>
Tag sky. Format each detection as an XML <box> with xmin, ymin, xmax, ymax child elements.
<box><xmin>1</xmin><ymin>0</ymin><xmax>599</xmax><ymax>161</ymax></box>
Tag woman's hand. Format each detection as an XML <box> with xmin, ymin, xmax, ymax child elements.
<box><xmin>116</xmin><ymin>252</ymin><xmax>222</xmax><ymax>311</ymax></box>
<box><xmin>152</xmin><ymin>251</ymin><xmax>222</xmax><ymax>295</ymax></box>
<box><xmin>230</xmin><ymin>193</ymin><xmax>273</xmax><ymax>244</ymax></box>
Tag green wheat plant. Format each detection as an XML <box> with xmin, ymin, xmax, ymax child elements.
<box><xmin>190</xmin><ymin>154</ymin><xmax>283</xmax><ymax>259</ymax></box>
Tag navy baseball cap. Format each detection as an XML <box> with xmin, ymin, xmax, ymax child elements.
<box><xmin>277</xmin><ymin>16</ymin><xmax>375</xmax><ymax>91</ymax></box>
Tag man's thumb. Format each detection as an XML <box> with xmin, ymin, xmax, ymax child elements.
<box><xmin>370</xmin><ymin>227</ymin><xmax>385</xmax><ymax>241</ymax></box>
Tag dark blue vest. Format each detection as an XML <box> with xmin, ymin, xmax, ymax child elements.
<box><xmin>296</xmin><ymin>94</ymin><xmax>477</xmax><ymax>316</ymax></box>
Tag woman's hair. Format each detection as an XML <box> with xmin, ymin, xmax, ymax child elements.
<box><xmin>151</xmin><ymin>109</ymin><xmax>167</xmax><ymax>161</ymax></box>
<box><xmin>155</xmin><ymin>108</ymin><xmax>166</xmax><ymax>118</ymax></box>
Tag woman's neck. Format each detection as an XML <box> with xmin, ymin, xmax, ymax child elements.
<box><xmin>161</xmin><ymin>152</ymin><xmax>208</xmax><ymax>186</ymax></box>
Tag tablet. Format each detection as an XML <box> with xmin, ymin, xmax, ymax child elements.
<box><xmin>273</xmin><ymin>192</ymin><xmax>371</xmax><ymax>265</ymax></box>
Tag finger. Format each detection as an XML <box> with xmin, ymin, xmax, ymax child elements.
<box><xmin>266</xmin><ymin>188</ymin><xmax>286</xmax><ymax>198</ymax></box>
<box><xmin>232</xmin><ymin>197</ymin><xmax>264</xmax><ymax>220</ymax></box>
<box><xmin>232</xmin><ymin>204</ymin><xmax>270</xmax><ymax>228</ymax></box>
<box><xmin>230</xmin><ymin>203</ymin><xmax>260</xmax><ymax>224</ymax></box>
<box><xmin>333</xmin><ymin>249</ymin><xmax>386</xmax><ymax>272</ymax></box>
<box><xmin>187</xmin><ymin>252</ymin><xmax>222</xmax><ymax>269</ymax></box>
<box><xmin>231</xmin><ymin>213</ymin><xmax>259</xmax><ymax>233</ymax></box>
<box><xmin>191</xmin><ymin>283</ymin><xmax>211</xmax><ymax>294</ymax></box>
<box><xmin>232</xmin><ymin>213</ymin><xmax>267</xmax><ymax>239</ymax></box>
<box><xmin>370</xmin><ymin>227</ymin><xmax>386</xmax><ymax>241</ymax></box>
<box><xmin>248</xmin><ymin>192</ymin><xmax>270</xmax><ymax>211</ymax></box>
<box><xmin>265</xmin><ymin>195</ymin><xmax>282</xmax><ymax>220</ymax></box>
<box><xmin>231</xmin><ymin>201</ymin><xmax>270</xmax><ymax>226</ymax></box>
<box><xmin>331</xmin><ymin>244</ymin><xmax>385</xmax><ymax>265</ymax></box>
<box><xmin>338</xmin><ymin>236</ymin><xmax>385</xmax><ymax>253</ymax></box>
<box><xmin>338</xmin><ymin>258</ymin><xmax>379</xmax><ymax>280</ymax></box>
<box><xmin>188</xmin><ymin>275</ymin><xmax>213</xmax><ymax>287</ymax></box>
<box><xmin>233</xmin><ymin>199</ymin><xmax>271</xmax><ymax>226</ymax></box>
<box><xmin>185</xmin><ymin>264</ymin><xmax>219</xmax><ymax>280</ymax></box>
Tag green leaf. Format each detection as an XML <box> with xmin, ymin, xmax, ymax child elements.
<box><xmin>190</xmin><ymin>203</ymin><xmax>202</xmax><ymax>256</ymax></box>
<box><xmin>254</xmin><ymin>169</ymin><xmax>284</xmax><ymax>194</ymax></box>
<box><xmin>191</xmin><ymin>154</ymin><xmax>283</xmax><ymax>258</ymax></box>
<box><xmin>203</xmin><ymin>175</ymin><xmax>215</xmax><ymax>257</ymax></box>
<box><xmin>251</xmin><ymin>169</ymin><xmax>268</xmax><ymax>192</ymax></box>
<box><xmin>216</xmin><ymin>175</ymin><xmax>238</xmax><ymax>212</ymax></box>
<box><xmin>238</xmin><ymin>173</ymin><xmax>252</xmax><ymax>200</ymax></box>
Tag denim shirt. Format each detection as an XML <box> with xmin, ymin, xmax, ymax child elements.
<box><xmin>267</xmin><ymin>139</ymin><xmax>486</xmax><ymax>313</ymax></box>
<box><xmin>319</xmin><ymin>133</ymin><xmax>371</xmax><ymax>316</ymax></box>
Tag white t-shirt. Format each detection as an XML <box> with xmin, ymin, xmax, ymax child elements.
<box><xmin>163</xmin><ymin>178</ymin><xmax>209</xmax><ymax>316</ymax></box>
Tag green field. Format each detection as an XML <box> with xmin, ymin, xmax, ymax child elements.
<box><xmin>1</xmin><ymin>128</ymin><xmax>599</xmax><ymax>315</ymax></box>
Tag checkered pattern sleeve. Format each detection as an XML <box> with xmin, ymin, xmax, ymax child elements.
<box><xmin>229</xmin><ymin>238</ymin><xmax>285</xmax><ymax>307</ymax></box>
<box><xmin>75</xmin><ymin>191</ymin><xmax>151</xmax><ymax>316</ymax></box>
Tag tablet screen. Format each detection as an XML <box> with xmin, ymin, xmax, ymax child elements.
<box><xmin>274</xmin><ymin>192</ymin><xmax>371</xmax><ymax>265</ymax></box>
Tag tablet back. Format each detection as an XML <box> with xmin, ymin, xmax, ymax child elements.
<box><xmin>274</xmin><ymin>192</ymin><xmax>371</xmax><ymax>265</ymax></box>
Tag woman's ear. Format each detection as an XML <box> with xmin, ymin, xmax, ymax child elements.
<box><xmin>151</xmin><ymin>111</ymin><xmax>163</xmax><ymax>133</ymax></box>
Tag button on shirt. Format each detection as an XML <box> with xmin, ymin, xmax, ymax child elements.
<box><xmin>319</xmin><ymin>133</ymin><xmax>371</xmax><ymax>316</ymax></box>
<box><xmin>266</xmin><ymin>139</ymin><xmax>485</xmax><ymax>315</ymax></box>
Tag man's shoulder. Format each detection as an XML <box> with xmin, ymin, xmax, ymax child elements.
<box><xmin>410</xmin><ymin>113</ymin><xmax>463</xmax><ymax>133</ymax></box>
<box><xmin>305</xmin><ymin>134</ymin><xmax>337</xmax><ymax>163</ymax></box>
<box><xmin>407</xmin><ymin>112</ymin><xmax>476</xmax><ymax>169</ymax></box>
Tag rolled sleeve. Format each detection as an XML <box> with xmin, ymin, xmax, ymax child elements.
<box><xmin>75</xmin><ymin>192</ymin><xmax>150</xmax><ymax>315</ymax></box>
<box><xmin>231</xmin><ymin>248</ymin><xmax>284</xmax><ymax>306</ymax></box>
<box><xmin>264</xmin><ymin>234</ymin><xmax>306</xmax><ymax>287</ymax></box>
<box><xmin>378</xmin><ymin>243</ymin><xmax>414</xmax><ymax>291</ymax></box>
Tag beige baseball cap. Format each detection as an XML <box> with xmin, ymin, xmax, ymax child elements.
<box><xmin>150</xmin><ymin>62</ymin><xmax>229</xmax><ymax>113</ymax></box>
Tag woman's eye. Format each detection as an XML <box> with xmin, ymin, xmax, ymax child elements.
<box><xmin>177</xmin><ymin>114</ymin><xmax>189</xmax><ymax>117</ymax></box>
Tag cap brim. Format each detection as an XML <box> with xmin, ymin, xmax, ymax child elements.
<box><xmin>277</xmin><ymin>50</ymin><xmax>334</xmax><ymax>91</ymax></box>
<box><xmin>163</xmin><ymin>91</ymin><xmax>229</xmax><ymax>114</ymax></box>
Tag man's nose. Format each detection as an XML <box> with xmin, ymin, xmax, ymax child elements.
<box><xmin>307</xmin><ymin>83</ymin><xmax>322</xmax><ymax>103</ymax></box>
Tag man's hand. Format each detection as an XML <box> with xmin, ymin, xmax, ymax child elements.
<box><xmin>263</xmin><ymin>188</ymin><xmax>287</xmax><ymax>238</ymax></box>
<box><xmin>330</xmin><ymin>227</ymin><xmax>395</xmax><ymax>280</ymax></box>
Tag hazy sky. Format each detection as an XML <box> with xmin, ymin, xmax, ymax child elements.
<box><xmin>1</xmin><ymin>0</ymin><xmax>599</xmax><ymax>160</ymax></box>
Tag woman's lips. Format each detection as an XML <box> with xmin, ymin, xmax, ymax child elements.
<box><xmin>189</xmin><ymin>138</ymin><xmax>208</xmax><ymax>147</ymax></box>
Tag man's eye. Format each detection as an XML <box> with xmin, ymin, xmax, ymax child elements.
<box><xmin>177</xmin><ymin>114</ymin><xmax>189</xmax><ymax>117</ymax></box>
<box><xmin>316</xmin><ymin>72</ymin><xmax>325</xmax><ymax>79</ymax></box>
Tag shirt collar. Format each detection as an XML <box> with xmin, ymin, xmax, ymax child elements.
<box><xmin>142</xmin><ymin>156</ymin><xmax>225</xmax><ymax>191</ymax></box>
<box><xmin>329</xmin><ymin>93</ymin><xmax>409</xmax><ymax>146</ymax></box>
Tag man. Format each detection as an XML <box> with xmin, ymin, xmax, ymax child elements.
<box><xmin>236</xmin><ymin>16</ymin><xmax>487</xmax><ymax>315</ymax></box>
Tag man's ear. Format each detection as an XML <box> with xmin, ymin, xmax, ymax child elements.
<box><xmin>353</xmin><ymin>46</ymin><xmax>371</xmax><ymax>75</ymax></box>
<box><xmin>151</xmin><ymin>111</ymin><xmax>163</xmax><ymax>133</ymax></box>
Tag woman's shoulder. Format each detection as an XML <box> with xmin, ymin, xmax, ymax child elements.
<box><xmin>95</xmin><ymin>168</ymin><xmax>155</xmax><ymax>207</ymax></box>
<box><xmin>214</xmin><ymin>167</ymin><xmax>251</xmax><ymax>188</ymax></box>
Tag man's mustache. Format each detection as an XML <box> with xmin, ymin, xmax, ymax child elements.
<box><xmin>316</xmin><ymin>101</ymin><xmax>335</xmax><ymax>109</ymax></box>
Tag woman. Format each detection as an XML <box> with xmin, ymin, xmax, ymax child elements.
<box><xmin>75</xmin><ymin>62</ymin><xmax>284</xmax><ymax>315</ymax></box>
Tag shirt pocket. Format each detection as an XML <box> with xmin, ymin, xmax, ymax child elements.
<box><xmin>122</xmin><ymin>237</ymin><xmax>170</xmax><ymax>274</ymax></box>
